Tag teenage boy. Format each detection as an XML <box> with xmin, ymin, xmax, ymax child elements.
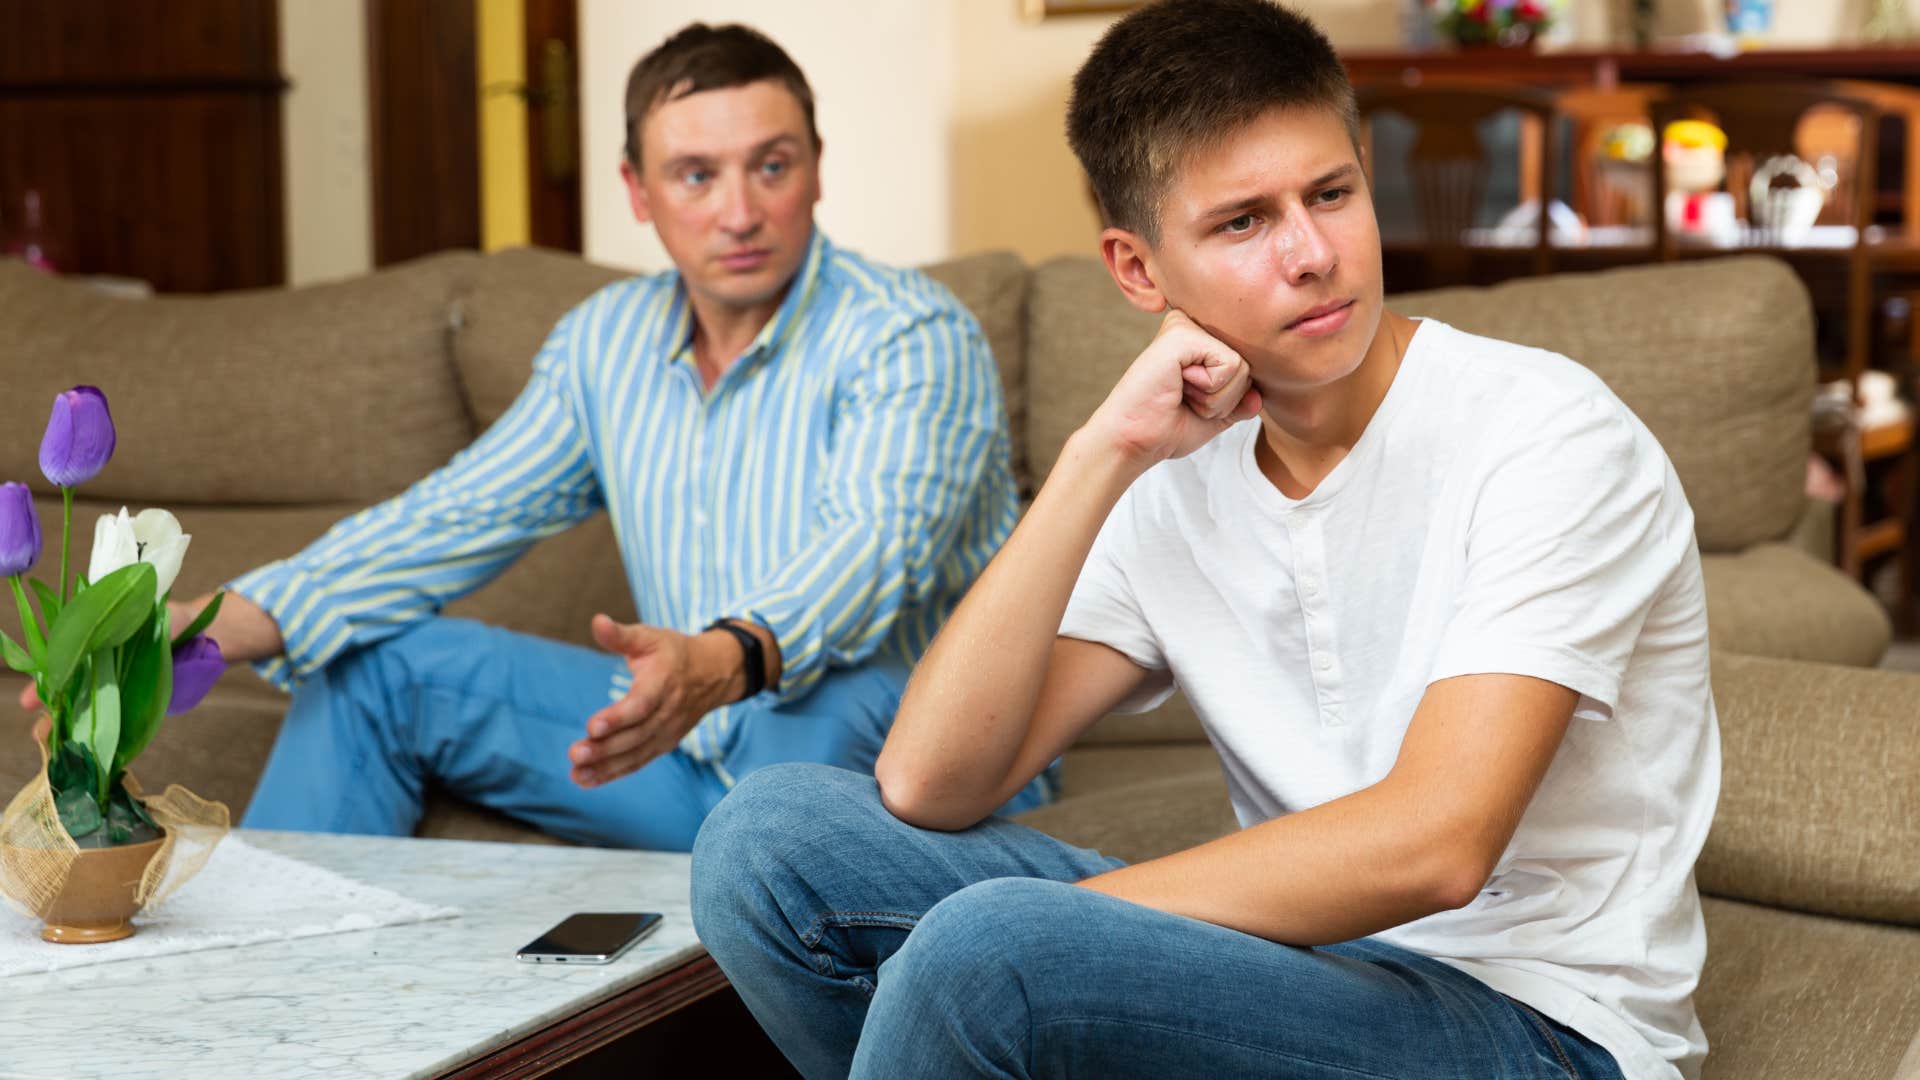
<box><xmin>31</xmin><ymin>24</ymin><xmax>1042</xmax><ymax>850</ymax></box>
<box><xmin>690</xmin><ymin>1</ymin><xmax>1717</xmax><ymax>1077</ymax></box>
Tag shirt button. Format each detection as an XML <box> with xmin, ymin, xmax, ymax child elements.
<box><xmin>1325</xmin><ymin>706</ymin><xmax>1344</xmax><ymax>725</ymax></box>
<box><xmin>1302</xmin><ymin>575</ymin><xmax>1319</xmax><ymax>596</ymax></box>
<box><xmin>1315</xmin><ymin>652</ymin><xmax>1333</xmax><ymax>671</ymax></box>
<box><xmin>693</xmin><ymin>509</ymin><xmax>710</xmax><ymax>526</ymax></box>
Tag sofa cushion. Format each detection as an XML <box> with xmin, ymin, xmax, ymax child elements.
<box><xmin>1025</xmin><ymin>257</ymin><xmax>1162</xmax><ymax>486</ymax></box>
<box><xmin>1701</xmin><ymin>544</ymin><xmax>1890</xmax><ymax>667</ymax></box>
<box><xmin>1695</xmin><ymin>897</ymin><xmax>1920</xmax><ymax>1080</ymax></box>
<box><xmin>0</xmin><ymin>670</ymin><xmax>283</xmax><ymax>821</ymax></box>
<box><xmin>1392</xmin><ymin>256</ymin><xmax>1813</xmax><ymax>554</ymax></box>
<box><xmin>1700</xmin><ymin>651</ymin><xmax>1920</xmax><ymax>926</ymax></box>
<box><xmin>921</xmin><ymin>252</ymin><xmax>1032</xmax><ymax>494</ymax></box>
<box><xmin>1024</xmin><ymin>255</ymin><xmax>1813</xmax><ymax>555</ymax></box>
<box><xmin>450</xmin><ymin>246</ymin><xmax>627</xmax><ymax>431</ymax></box>
<box><xmin>1015</xmin><ymin>764</ymin><xmax>1236</xmax><ymax>865</ymax></box>
<box><xmin>0</xmin><ymin>254</ymin><xmax>482</xmax><ymax>506</ymax></box>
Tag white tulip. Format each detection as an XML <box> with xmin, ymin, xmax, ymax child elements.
<box><xmin>87</xmin><ymin>508</ymin><xmax>139</xmax><ymax>585</ymax></box>
<box><xmin>86</xmin><ymin>506</ymin><xmax>192</xmax><ymax>596</ymax></box>
<box><xmin>133</xmin><ymin>508</ymin><xmax>190</xmax><ymax>597</ymax></box>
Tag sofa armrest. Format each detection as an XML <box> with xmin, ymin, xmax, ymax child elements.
<box><xmin>1700</xmin><ymin>651</ymin><xmax>1920</xmax><ymax>926</ymax></box>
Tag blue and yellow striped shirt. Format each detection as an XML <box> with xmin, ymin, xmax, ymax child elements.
<box><xmin>231</xmin><ymin>230</ymin><xmax>1019</xmax><ymax>762</ymax></box>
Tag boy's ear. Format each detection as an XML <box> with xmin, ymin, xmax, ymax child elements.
<box><xmin>1100</xmin><ymin>227</ymin><xmax>1168</xmax><ymax>314</ymax></box>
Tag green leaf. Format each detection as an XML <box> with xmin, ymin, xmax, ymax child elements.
<box><xmin>172</xmin><ymin>590</ymin><xmax>223</xmax><ymax>648</ymax></box>
<box><xmin>54</xmin><ymin>785</ymin><xmax>103</xmax><ymax>840</ymax></box>
<box><xmin>0</xmin><ymin>629</ymin><xmax>33</xmax><ymax>675</ymax></box>
<box><xmin>29</xmin><ymin>577</ymin><xmax>61</xmax><ymax>624</ymax></box>
<box><xmin>10</xmin><ymin>576</ymin><xmax>45</xmax><ymax>666</ymax></box>
<box><xmin>116</xmin><ymin>780</ymin><xmax>157</xmax><ymax>830</ymax></box>
<box><xmin>47</xmin><ymin>739</ymin><xmax>88</xmax><ymax>796</ymax></box>
<box><xmin>44</xmin><ymin>562</ymin><xmax>156</xmax><ymax>700</ymax></box>
<box><xmin>114</xmin><ymin>614</ymin><xmax>172</xmax><ymax>774</ymax></box>
<box><xmin>87</xmin><ymin>659</ymin><xmax>122</xmax><ymax>805</ymax></box>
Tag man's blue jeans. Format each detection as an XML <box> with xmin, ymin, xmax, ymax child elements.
<box><xmin>692</xmin><ymin>763</ymin><xmax>1624</xmax><ymax>1079</ymax></box>
<box><xmin>241</xmin><ymin>618</ymin><xmax>1050</xmax><ymax>850</ymax></box>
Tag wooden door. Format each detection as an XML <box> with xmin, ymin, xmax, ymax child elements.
<box><xmin>0</xmin><ymin>0</ymin><xmax>287</xmax><ymax>292</ymax></box>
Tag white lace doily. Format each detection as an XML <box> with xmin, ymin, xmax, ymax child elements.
<box><xmin>0</xmin><ymin>834</ymin><xmax>458</xmax><ymax>978</ymax></box>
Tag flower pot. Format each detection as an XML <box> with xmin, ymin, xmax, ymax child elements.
<box><xmin>38</xmin><ymin>833</ymin><xmax>165</xmax><ymax>944</ymax></box>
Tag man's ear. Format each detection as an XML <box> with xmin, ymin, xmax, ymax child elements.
<box><xmin>1100</xmin><ymin>227</ymin><xmax>1168</xmax><ymax>314</ymax></box>
<box><xmin>620</xmin><ymin>159</ymin><xmax>652</xmax><ymax>226</ymax></box>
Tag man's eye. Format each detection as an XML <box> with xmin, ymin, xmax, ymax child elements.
<box><xmin>1317</xmin><ymin>186</ymin><xmax>1351</xmax><ymax>205</ymax></box>
<box><xmin>1221</xmin><ymin>214</ymin><xmax>1256</xmax><ymax>234</ymax></box>
<box><xmin>760</xmin><ymin>159</ymin><xmax>788</xmax><ymax>178</ymax></box>
<box><xmin>683</xmin><ymin>169</ymin><xmax>711</xmax><ymax>187</ymax></box>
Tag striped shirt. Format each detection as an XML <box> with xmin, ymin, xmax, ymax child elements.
<box><xmin>231</xmin><ymin>230</ymin><xmax>1019</xmax><ymax>763</ymax></box>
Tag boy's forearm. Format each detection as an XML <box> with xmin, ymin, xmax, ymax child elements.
<box><xmin>1075</xmin><ymin>780</ymin><xmax>1471</xmax><ymax>945</ymax></box>
<box><xmin>876</xmin><ymin>429</ymin><xmax>1145</xmax><ymax>819</ymax></box>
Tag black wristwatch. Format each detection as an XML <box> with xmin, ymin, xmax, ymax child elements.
<box><xmin>704</xmin><ymin>618</ymin><xmax>769</xmax><ymax>701</ymax></box>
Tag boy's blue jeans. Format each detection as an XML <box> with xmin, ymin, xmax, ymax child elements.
<box><xmin>241</xmin><ymin>618</ymin><xmax>1049</xmax><ymax>850</ymax></box>
<box><xmin>692</xmin><ymin>763</ymin><xmax>1624</xmax><ymax>1079</ymax></box>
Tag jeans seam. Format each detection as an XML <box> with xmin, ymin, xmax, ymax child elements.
<box><xmin>1028</xmin><ymin>1016</ymin><xmax>1403</xmax><ymax>1079</ymax></box>
<box><xmin>1516</xmin><ymin>1002</ymin><xmax>1580</xmax><ymax>1080</ymax></box>
<box><xmin>799</xmin><ymin>910</ymin><xmax>921</xmax><ymax>982</ymax></box>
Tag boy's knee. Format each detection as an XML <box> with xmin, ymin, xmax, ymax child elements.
<box><xmin>690</xmin><ymin>763</ymin><xmax>883</xmax><ymax>929</ymax></box>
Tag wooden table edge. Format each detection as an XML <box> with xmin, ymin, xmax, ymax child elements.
<box><xmin>437</xmin><ymin>951</ymin><xmax>730</xmax><ymax>1079</ymax></box>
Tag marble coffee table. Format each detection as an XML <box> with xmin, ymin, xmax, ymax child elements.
<box><xmin>0</xmin><ymin>830</ymin><xmax>729</xmax><ymax>1079</ymax></box>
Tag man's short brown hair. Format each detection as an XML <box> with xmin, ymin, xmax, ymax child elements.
<box><xmin>623</xmin><ymin>23</ymin><xmax>819</xmax><ymax>169</ymax></box>
<box><xmin>1066</xmin><ymin>0</ymin><xmax>1358</xmax><ymax>243</ymax></box>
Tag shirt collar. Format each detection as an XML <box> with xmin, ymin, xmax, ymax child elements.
<box><xmin>662</xmin><ymin>226</ymin><xmax>831</xmax><ymax>374</ymax></box>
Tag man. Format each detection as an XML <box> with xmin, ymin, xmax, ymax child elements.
<box><xmin>19</xmin><ymin>23</ymin><xmax>1041</xmax><ymax>850</ymax></box>
<box><xmin>690</xmin><ymin>2</ymin><xmax>1718</xmax><ymax>1078</ymax></box>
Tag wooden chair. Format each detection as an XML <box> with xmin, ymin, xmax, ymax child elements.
<box><xmin>1554</xmin><ymin>84</ymin><xmax>1666</xmax><ymax>230</ymax></box>
<box><xmin>1652</xmin><ymin>82</ymin><xmax>1911</xmax><ymax>622</ymax></box>
<box><xmin>1356</xmin><ymin>83</ymin><xmax>1557</xmax><ymax>290</ymax></box>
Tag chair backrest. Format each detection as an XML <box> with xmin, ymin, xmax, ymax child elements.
<box><xmin>1649</xmin><ymin>81</ymin><xmax>1881</xmax><ymax>383</ymax></box>
<box><xmin>1356</xmin><ymin>82</ymin><xmax>1557</xmax><ymax>281</ymax></box>
<box><xmin>1555</xmin><ymin>83</ymin><xmax>1665</xmax><ymax>229</ymax></box>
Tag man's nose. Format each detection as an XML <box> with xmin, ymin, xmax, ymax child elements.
<box><xmin>1275</xmin><ymin>210</ymin><xmax>1336</xmax><ymax>282</ymax></box>
<box><xmin>718</xmin><ymin>170</ymin><xmax>764</xmax><ymax>237</ymax></box>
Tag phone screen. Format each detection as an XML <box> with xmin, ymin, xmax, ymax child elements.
<box><xmin>516</xmin><ymin>912</ymin><xmax>664</xmax><ymax>964</ymax></box>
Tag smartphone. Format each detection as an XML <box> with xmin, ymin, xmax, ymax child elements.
<box><xmin>516</xmin><ymin>912</ymin><xmax>664</xmax><ymax>965</ymax></box>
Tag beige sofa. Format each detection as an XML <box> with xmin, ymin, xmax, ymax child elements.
<box><xmin>2</xmin><ymin>251</ymin><xmax>1915</xmax><ymax>1078</ymax></box>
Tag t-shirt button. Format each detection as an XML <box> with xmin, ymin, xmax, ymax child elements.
<box><xmin>1325</xmin><ymin>708</ymin><xmax>1344</xmax><ymax>725</ymax></box>
<box><xmin>1302</xmin><ymin>576</ymin><xmax>1319</xmax><ymax>595</ymax></box>
<box><xmin>693</xmin><ymin>509</ymin><xmax>711</xmax><ymax>526</ymax></box>
<box><xmin>1315</xmin><ymin>652</ymin><xmax>1333</xmax><ymax>671</ymax></box>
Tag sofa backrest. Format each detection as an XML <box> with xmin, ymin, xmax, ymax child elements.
<box><xmin>0</xmin><ymin>254</ymin><xmax>482</xmax><ymax>507</ymax></box>
<box><xmin>1020</xmin><ymin>254</ymin><xmax>1816</xmax><ymax>554</ymax></box>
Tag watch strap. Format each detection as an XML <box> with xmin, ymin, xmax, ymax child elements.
<box><xmin>705</xmin><ymin>618</ymin><xmax>768</xmax><ymax>701</ymax></box>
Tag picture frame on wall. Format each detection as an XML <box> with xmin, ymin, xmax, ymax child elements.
<box><xmin>1023</xmin><ymin>0</ymin><xmax>1147</xmax><ymax>18</ymax></box>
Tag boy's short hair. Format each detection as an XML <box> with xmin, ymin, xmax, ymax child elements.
<box><xmin>1066</xmin><ymin>0</ymin><xmax>1358</xmax><ymax>243</ymax></box>
<box><xmin>623</xmin><ymin>23</ymin><xmax>819</xmax><ymax>169</ymax></box>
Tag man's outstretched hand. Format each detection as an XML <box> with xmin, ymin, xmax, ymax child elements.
<box><xmin>569</xmin><ymin>615</ymin><xmax>747</xmax><ymax>788</ymax></box>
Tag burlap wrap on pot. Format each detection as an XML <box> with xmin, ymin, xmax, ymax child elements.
<box><xmin>0</xmin><ymin>743</ymin><xmax>230</xmax><ymax>918</ymax></box>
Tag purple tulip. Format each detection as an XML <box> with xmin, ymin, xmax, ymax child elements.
<box><xmin>39</xmin><ymin>386</ymin><xmax>116</xmax><ymax>488</ymax></box>
<box><xmin>0</xmin><ymin>483</ymin><xmax>41</xmax><ymax>577</ymax></box>
<box><xmin>167</xmin><ymin>634</ymin><xmax>225</xmax><ymax>716</ymax></box>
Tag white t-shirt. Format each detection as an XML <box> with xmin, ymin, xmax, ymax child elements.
<box><xmin>1059</xmin><ymin>319</ymin><xmax>1721</xmax><ymax>1080</ymax></box>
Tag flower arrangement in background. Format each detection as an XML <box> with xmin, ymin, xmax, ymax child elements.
<box><xmin>0</xmin><ymin>386</ymin><xmax>226</xmax><ymax>847</ymax></box>
<box><xmin>1433</xmin><ymin>0</ymin><xmax>1554</xmax><ymax>48</ymax></box>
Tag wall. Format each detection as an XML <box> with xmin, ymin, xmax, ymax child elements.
<box><xmin>577</xmin><ymin>0</ymin><xmax>952</xmax><ymax>274</ymax></box>
<box><xmin>278</xmin><ymin>0</ymin><xmax>372</xmax><ymax>286</ymax></box>
<box><xmin>283</xmin><ymin>0</ymin><xmax>1920</xmax><ymax>282</ymax></box>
